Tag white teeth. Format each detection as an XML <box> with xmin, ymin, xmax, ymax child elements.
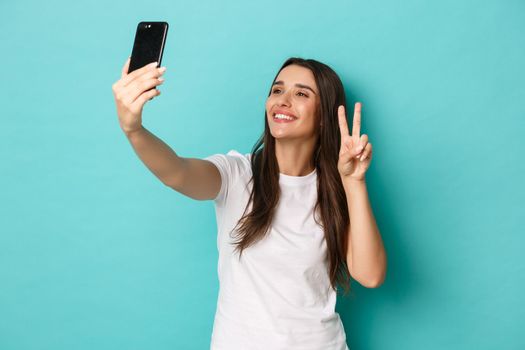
<box><xmin>274</xmin><ymin>113</ymin><xmax>296</xmax><ymax>120</ymax></box>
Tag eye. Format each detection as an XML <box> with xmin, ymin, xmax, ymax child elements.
<box><xmin>272</xmin><ymin>88</ymin><xmax>308</xmax><ymax>97</ymax></box>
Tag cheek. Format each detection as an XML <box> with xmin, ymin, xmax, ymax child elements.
<box><xmin>265</xmin><ymin>99</ymin><xmax>272</xmax><ymax>113</ymax></box>
<box><xmin>299</xmin><ymin>102</ymin><xmax>317</xmax><ymax>119</ymax></box>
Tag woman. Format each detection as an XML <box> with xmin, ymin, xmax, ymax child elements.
<box><xmin>112</xmin><ymin>56</ymin><xmax>387</xmax><ymax>350</ymax></box>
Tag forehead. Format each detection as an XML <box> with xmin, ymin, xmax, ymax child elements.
<box><xmin>275</xmin><ymin>65</ymin><xmax>317</xmax><ymax>89</ymax></box>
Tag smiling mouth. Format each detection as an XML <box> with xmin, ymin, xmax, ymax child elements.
<box><xmin>273</xmin><ymin>113</ymin><xmax>298</xmax><ymax>121</ymax></box>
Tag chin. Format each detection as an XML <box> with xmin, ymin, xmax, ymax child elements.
<box><xmin>270</xmin><ymin>130</ymin><xmax>299</xmax><ymax>140</ymax></box>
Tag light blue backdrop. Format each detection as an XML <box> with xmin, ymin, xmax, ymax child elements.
<box><xmin>1</xmin><ymin>0</ymin><xmax>523</xmax><ymax>349</ymax></box>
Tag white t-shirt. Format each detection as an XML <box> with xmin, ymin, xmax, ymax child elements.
<box><xmin>204</xmin><ymin>149</ymin><xmax>349</xmax><ymax>350</ymax></box>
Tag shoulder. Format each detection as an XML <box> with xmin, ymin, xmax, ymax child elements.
<box><xmin>211</xmin><ymin>148</ymin><xmax>250</xmax><ymax>165</ymax></box>
<box><xmin>204</xmin><ymin>149</ymin><xmax>252</xmax><ymax>178</ymax></box>
<box><xmin>226</xmin><ymin>149</ymin><xmax>252</xmax><ymax>165</ymax></box>
<box><xmin>204</xmin><ymin>149</ymin><xmax>252</xmax><ymax>204</ymax></box>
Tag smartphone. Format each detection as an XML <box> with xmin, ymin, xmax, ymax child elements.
<box><xmin>128</xmin><ymin>21</ymin><xmax>169</xmax><ymax>74</ymax></box>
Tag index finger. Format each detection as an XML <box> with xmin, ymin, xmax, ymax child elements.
<box><xmin>121</xmin><ymin>57</ymin><xmax>131</xmax><ymax>78</ymax></box>
<box><xmin>338</xmin><ymin>105</ymin><xmax>350</xmax><ymax>137</ymax></box>
<box><xmin>352</xmin><ymin>102</ymin><xmax>362</xmax><ymax>137</ymax></box>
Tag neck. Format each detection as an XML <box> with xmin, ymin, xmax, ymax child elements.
<box><xmin>274</xmin><ymin>137</ymin><xmax>317</xmax><ymax>176</ymax></box>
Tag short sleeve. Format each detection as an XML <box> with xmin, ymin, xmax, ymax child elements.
<box><xmin>204</xmin><ymin>149</ymin><xmax>251</xmax><ymax>205</ymax></box>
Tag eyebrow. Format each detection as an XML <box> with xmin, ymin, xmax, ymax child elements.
<box><xmin>272</xmin><ymin>80</ymin><xmax>317</xmax><ymax>95</ymax></box>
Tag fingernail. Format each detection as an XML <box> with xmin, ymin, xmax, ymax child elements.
<box><xmin>158</xmin><ymin>67</ymin><xmax>166</xmax><ymax>73</ymax></box>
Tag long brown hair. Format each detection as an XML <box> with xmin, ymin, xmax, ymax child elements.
<box><xmin>229</xmin><ymin>57</ymin><xmax>352</xmax><ymax>296</ymax></box>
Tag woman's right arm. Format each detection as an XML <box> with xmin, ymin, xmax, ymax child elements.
<box><xmin>112</xmin><ymin>58</ymin><xmax>221</xmax><ymax>201</ymax></box>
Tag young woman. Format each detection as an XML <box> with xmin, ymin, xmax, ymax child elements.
<box><xmin>112</xmin><ymin>56</ymin><xmax>387</xmax><ymax>350</ymax></box>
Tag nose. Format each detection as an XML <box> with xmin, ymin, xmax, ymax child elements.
<box><xmin>275</xmin><ymin>89</ymin><xmax>292</xmax><ymax>106</ymax></box>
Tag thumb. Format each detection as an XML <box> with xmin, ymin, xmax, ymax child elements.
<box><xmin>121</xmin><ymin>57</ymin><xmax>130</xmax><ymax>78</ymax></box>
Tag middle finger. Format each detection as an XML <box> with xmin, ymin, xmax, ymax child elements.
<box><xmin>352</xmin><ymin>102</ymin><xmax>362</xmax><ymax>138</ymax></box>
<box><xmin>125</xmin><ymin>67</ymin><xmax>166</xmax><ymax>90</ymax></box>
<box><xmin>123</xmin><ymin>64</ymin><xmax>165</xmax><ymax>88</ymax></box>
<box><xmin>125</xmin><ymin>77</ymin><xmax>164</xmax><ymax>105</ymax></box>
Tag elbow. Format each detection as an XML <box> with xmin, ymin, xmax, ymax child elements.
<box><xmin>359</xmin><ymin>278</ymin><xmax>385</xmax><ymax>288</ymax></box>
<box><xmin>352</xmin><ymin>251</ymin><xmax>388</xmax><ymax>289</ymax></box>
<box><xmin>357</xmin><ymin>270</ymin><xmax>386</xmax><ymax>289</ymax></box>
<box><xmin>364</xmin><ymin>252</ymin><xmax>387</xmax><ymax>288</ymax></box>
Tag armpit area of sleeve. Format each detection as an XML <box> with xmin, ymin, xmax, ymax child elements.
<box><xmin>203</xmin><ymin>154</ymin><xmax>228</xmax><ymax>205</ymax></box>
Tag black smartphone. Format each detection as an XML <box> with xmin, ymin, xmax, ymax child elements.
<box><xmin>128</xmin><ymin>21</ymin><xmax>169</xmax><ymax>74</ymax></box>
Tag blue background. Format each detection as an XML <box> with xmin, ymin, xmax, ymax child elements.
<box><xmin>1</xmin><ymin>0</ymin><xmax>523</xmax><ymax>349</ymax></box>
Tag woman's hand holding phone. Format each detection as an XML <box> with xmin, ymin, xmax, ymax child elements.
<box><xmin>112</xmin><ymin>57</ymin><xmax>166</xmax><ymax>135</ymax></box>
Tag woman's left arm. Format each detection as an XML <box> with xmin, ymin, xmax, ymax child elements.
<box><xmin>337</xmin><ymin>102</ymin><xmax>387</xmax><ymax>288</ymax></box>
<box><xmin>343</xmin><ymin>179</ymin><xmax>386</xmax><ymax>288</ymax></box>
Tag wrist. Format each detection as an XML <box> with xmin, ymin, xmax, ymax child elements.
<box><xmin>123</xmin><ymin>125</ymin><xmax>145</xmax><ymax>138</ymax></box>
<box><xmin>342</xmin><ymin>177</ymin><xmax>366</xmax><ymax>192</ymax></box>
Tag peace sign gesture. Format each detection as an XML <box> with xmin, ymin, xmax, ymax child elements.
<box><xmin>337</xmin><ymin>102</ymin><xmax>373</xmax><ymax>182</ymax></box>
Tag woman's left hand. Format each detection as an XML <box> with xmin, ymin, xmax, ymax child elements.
<box><xmin>337</xmin><ymin>102</ymin><xmax>372</xmax><ymax>182</ymax></box>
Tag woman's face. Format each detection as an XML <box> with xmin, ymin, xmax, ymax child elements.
<box><xmin>265</xmin><ymin>64</ymin><xmax>320</xmax><ymax>141</ymax></box>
